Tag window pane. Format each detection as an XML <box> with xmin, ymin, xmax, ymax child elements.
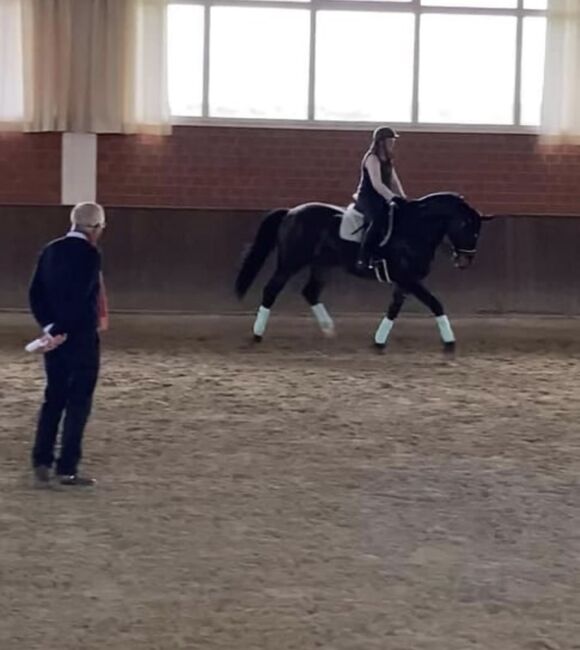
<box><xmin>521</xmin><ymin>16</ymin><xmax>546</xmax><ymax>126</ymax></box>
<box><xmin>209</xmin><ymin>8</ymin><xmax>310</xmax><ymax>119</ymax></box>
<box><xmin>315</xmin><ymin>12</ymin><xmax>414</xmax><ymax>122</ymax></box>
<box><xmin>168</xmin><ymin>5</ymin><xmax>204</xmax><ymax>116</ymax></box>
<box><xmin>0</xmin><ymin>0</ymin><xmax>24</xmax><ymax>121</ymax></box>
<box><xmin>421</xmin><ymin>0</ymin><xmax>516</xmax><ymax>7</ymax></box>
<box><xmin>524</xmin><ymin>0</ymin><xmax>547</xmax><ymax>8</ymax></box>
<box><xmin>419</xmin><ymin>15</ymin><xmax>516</xmax><ymax>124</ymax></box>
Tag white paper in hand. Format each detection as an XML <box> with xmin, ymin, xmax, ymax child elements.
<box><xmin>25</xmin><ymin>337</ymin><xmax>49</xmax><ymax>353</ymax></box>
<box><xmin>25</xmin><ymin>333</ymin><xmax>67</xmax><ymax>354</ymax></box>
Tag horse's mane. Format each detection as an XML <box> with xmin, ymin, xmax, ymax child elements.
<box><xmin>414</xmin><ymin>192</ymin><xmax>465</xmax><ymax>206</ymax></box>
<box><xmin>409</xmin><ymin>192</ymin><xmax>474</xmax><ymax>219</ymax></box>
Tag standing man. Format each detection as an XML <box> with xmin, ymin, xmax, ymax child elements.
<box><xmin>29</xmin><ymin>202</ymin><xmax>107</xmax><ymax>487</ymax></box>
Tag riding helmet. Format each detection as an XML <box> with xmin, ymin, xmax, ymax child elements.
<box><xmin>372</xmin><ymin>126</ymin><xmax>399</xmax><ymax>142</ymax></box>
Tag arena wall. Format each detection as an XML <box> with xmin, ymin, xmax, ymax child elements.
<box><xmin>1</xmin><ymin>127</ymin><xmax>579</xmax><ymax>316</ymax></box>
<box><xmin>2</xmin><ymin>205</ymin><xmax>580</xmax><ymax>316</ymax></box>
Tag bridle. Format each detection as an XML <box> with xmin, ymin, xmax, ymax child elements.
<box><xmin>450</xmin><ymin>210</ymin><xmax>480</xmax><ymax>258</ymax></box>
<box><xmin>453</xmin><ymin>246</ymin><xmax>477</xmax><ymax>257</ymax></box>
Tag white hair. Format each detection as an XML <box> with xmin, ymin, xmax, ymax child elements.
<box><xmin>70</xmin><ymin>202</ymin><xmax>106</xmax><ymax>229</ymax></box>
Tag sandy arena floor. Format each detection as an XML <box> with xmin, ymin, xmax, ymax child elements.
<box><xmin>1</xmin><ymin>313</ymin><xmax>579</xmax><ymax>650</ymax></box>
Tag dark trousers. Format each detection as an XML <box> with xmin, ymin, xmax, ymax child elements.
<box><xmin>32</xmin><ymin>333</ymin><xmax>100</xmax><ymax>476</ymax></box>
<box><xmin>356</xmin><ymin>194</ymin><xmax>390</xmax><ymax>263</ymax></box>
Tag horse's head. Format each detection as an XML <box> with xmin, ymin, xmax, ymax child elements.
<box><xmin>443</xmin><ymin>197</ymin><xmax>483</xmax><ymax>270</ymax></box>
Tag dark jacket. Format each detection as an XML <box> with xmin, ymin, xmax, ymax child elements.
<box><xmin>29</xmin><ymin>235</ymin><xmax>101</xmax><ymax>337</ymax></box>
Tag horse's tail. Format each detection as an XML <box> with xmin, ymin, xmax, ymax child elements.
<box><xmin>235</xmin><ymin>208</ymin><xmax>287</xmax><ymax>299</ymax></box>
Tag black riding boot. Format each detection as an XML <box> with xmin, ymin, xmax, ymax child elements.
<box><xmin>356</xmin><ymin>220</ymin><xmax>381</xmax><ymax>271</ymax></box>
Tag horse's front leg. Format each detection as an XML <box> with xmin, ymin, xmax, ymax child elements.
<box><xmin>407</xmin><ymin>281</ymin><xmax>456</xmax><ymax>353</ymax></box>
<box><xmin>374</xmin><ymin>286</ymin><xmax>407</xmax><ymax>349</ymax></box>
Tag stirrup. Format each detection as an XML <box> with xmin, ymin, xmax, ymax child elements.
<box><xmin>367</xmin><ymin>255</ymin><xmax>381</xmax><ymax>270</ymax></box>
<box><xmin>373</xmin><ymin>259</ymin><xmax>391</xmax><ymax>284</ymax></box>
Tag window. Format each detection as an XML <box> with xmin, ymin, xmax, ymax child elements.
<box><xmin>167</xmin><ymin>0</ymin><xmax>548</xmax><ymax>129</ymax></box>
<box><xmin>0</xmin><ymin>0</ymin><xmax>25</xmax><ymax>122</ymax></box>
<box><xmin>315</xmin><ymin>11</ymin><xmax>414</xmax><ymax>122</ymax></box>
<box><xmin>521</xmin><ymin>16</ymin><xmax>547</xmax><ymax>126</ymax></box>
<box><xmin>421</xmin><ymin>0</ymin><xmax>516</xmax><ymax>7</ymax></box>
<box><xmin>209</xmin><ymin>7</ymin><xmax>310</xmax><ymax>119</ymax></box>
<box><xmin>419</xmin><ymin>15</ymin><xmax>516</xmax><ymax>124</ymax></box>
<box><xmin>167</xmin><ymin>4</ymin><xmax>204</xmax><ymax>117</ymax></box>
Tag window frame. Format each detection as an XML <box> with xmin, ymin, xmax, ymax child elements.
<box><xmin>169</xmin><ymin>0</ymin><xmax>547</xmax><ymax>133</ymax></box>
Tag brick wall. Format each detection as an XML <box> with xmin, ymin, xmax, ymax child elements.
<box><xmin>97</xmin><ymin>127</ymin><xmax>580</xmax><ymax>215</ymax></box>
<box><xmin>0</xmin><ymin>133</ymin><xmax>61</xmax><ymax>204</ymax></box>
<box><xmin>1</xmin><ymin>127</ymin><xmax>579</xmax><ymax>215</ymax></box>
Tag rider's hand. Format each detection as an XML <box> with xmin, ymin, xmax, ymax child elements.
<box><xmin>390</xmin><ymin>196</ymin><xmax>408</xmax><ymax>209</ymax></box>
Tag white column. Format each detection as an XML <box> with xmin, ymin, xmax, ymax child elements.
<box><xmin>61</xmin><ymin>133</ymin><xmax>97</xmax><ymax>205</ymax></box>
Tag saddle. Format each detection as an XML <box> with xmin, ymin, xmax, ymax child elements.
<box><xmin>339</xmin><ymin>203</ymin><xmax>394</xmax><ymax>283</ymax></box>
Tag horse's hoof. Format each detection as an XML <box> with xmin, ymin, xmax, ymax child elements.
<box><xmin>253</xmin><ymin>334</ymin><xmax>263</xmax><ymax>343</ymax></box>
<box><xmin>322</xmin><ymin>327</ymin><xmax>336</xmax><ymax>339</ymax></box>
<box><xmin>374</xmin><ymin>342</ymin><xmax>386</xmax><ymax>353</ymax></box>
<box><xmin>443</xmin><ymin>341</ymin><xmax>456</xmax><ymax>355</ymax></box>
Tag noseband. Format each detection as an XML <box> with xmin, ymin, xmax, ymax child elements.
<box><xmin>453</xmin><ymin>247</ymin><xmax>477</xmax><ymax>256</ymax></box>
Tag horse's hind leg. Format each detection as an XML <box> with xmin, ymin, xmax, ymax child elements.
<box><xmin>302</xmin><ymin>265</ymin><xmax>335</xmax><ymax>337</ymax></box>
<box><xmin>408</xmin><ymin>281</ymin><xmax>456</xmax><ymax>353</ymax></box>
<box><xmin>252</xmin><ymin>265</ymin><xmax>292</xmax><ymax>341</ymax></box>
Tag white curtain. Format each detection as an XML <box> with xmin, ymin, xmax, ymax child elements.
<box><xmin>541</xmin><ymin>0</ymin><xmax>580</xmax><ymax>144</ymax></box>
<box><xmin>0</xmin><ymin>0</ymin><xmax>171</xmax><ymax>134</ymax></box>
<box><xmin>123</xmin><ymin>0</ymin><xmax>170</xmax><ymax>134</ymax></box>
<box><xmin>0</xmin><ymin>0</ymin><xmax>27</xmax><ymax>128</ymax></box>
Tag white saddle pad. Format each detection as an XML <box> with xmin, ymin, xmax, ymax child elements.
<box><xmin>339</xmin><ymin>204</ymin><xmax>365</xmax><ymax>243</ymax></box>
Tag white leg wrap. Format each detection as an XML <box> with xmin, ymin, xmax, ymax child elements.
<box><xmin>311</xmin><ymin>303</ymin><xmax>335</xmax><ymax>336</ymax></box>
<box><xmin>436</xmin><ymin>315</ymin><xmax>455</xmax><ymax>343</ymax></box>
<box><xmin>253</xmin><ymin>306</ymin><xmax>271</xmax><ymax>337</ymax></box>
<box><xmin>374</xmin><ymin>317</ymin><xmax>394</xmax><ymax>345</ymax></box>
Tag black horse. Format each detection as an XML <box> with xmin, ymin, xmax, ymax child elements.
<box><xmin>235</xmin><ymin>192</ymin><xmax>484</xmax><ymax>350</ymax></box>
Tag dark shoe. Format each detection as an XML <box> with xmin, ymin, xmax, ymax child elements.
<box><xmin>356</xmin><ymin>258</ymin><xmax>376</xmax><ymax>272</ymax></box>
<box><xmin>355</xmin><ymin>258</ymin><xmax>367</xmax><ymax>272</ymax></box>
<box><xmin>356</xmin><ymin>254</ymin><xmax>375</xmax><ymax>271</ymax></box>
<box><xmin>33</xmin><ymin>465</ymin><xmax>51</xmax><ymax>485</ymax></box>
<box><xmin>58</xmin><ymin>474</ymin><xmax>96</xmax><ymax>487</ymax></box>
